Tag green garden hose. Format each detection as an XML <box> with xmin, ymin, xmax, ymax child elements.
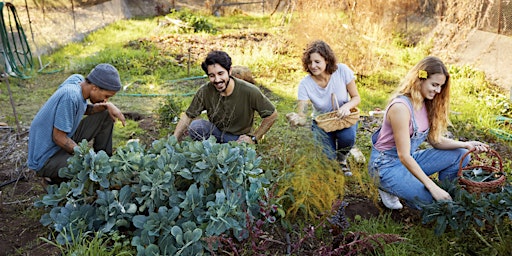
<box><xmin>0</xmin><ymin>2</ymin><xmax>33</xmax><ymax>79</ymax></box>
<box><xmin>116</xmin><ymin>92</ymin><xmax>196</xmax><ymax>97</ymax></box>
<box><xmin>491</xmin><ymin>115</ymin><xmax>512</xmax><ymax>141</ymax></box>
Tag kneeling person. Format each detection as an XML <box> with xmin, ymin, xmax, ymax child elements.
<box><xmin>173</xmin><ymin>50</ymin><xmax>278</xmax><ymax>144</ymax></box>
<box><xmin>28</xmin><ymin>64</ymin><xmax>126</xmax><ymax>184</ymax></box>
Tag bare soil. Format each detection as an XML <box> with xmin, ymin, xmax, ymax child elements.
<box><xmin>0</xmin><ymin>127</ymin><xmax>60</xmax><ymax>255</ymax></box>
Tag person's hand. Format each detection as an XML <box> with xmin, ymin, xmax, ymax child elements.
<box><xmin>105</xmin><ymin>103</ymin><xmax>126</xmax><ymax>126</ymax></box>
<box><xmin>336</xmin><ymin>106</ymin><xmax>351</xmax><ymax>118</ymax></box>
<box><xmin>466</xmin><ymin>141</ymin><xmax>490</xmax><ymax>152</ymax></box>
<box><xmin>429</xmin><ymin>185</ymin><xmax>452</xmax><ymax>202</ymax></box>
<box><xmin>286</xmin><ymin>112</ymin><xmax>307</xmax><ymax>127</ymax></box>
<box><xmin>236</xmin><ymin>134</ymin><xmax>255</xmax><ymax>144</ymax></box>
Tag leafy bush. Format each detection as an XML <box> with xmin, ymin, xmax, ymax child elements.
<box><xmin>421</xmin><ymin>179</ymin><xmax>512</xmax><ymax>236</ymax></box>
<box><xmin>170</xmin><ymin>9</ymin><xmax>218</xmax><ymax>34</ymax></box>
<box><xmin>35</xmin><ymin>136</ymin><xmax>276</xmax><ymax>255</ymax></box>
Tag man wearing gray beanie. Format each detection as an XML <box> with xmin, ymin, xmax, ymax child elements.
<box><xmin>28</xmin><ymin>63</ymin><xmax>126</xmax><ymax>185</ymax></box>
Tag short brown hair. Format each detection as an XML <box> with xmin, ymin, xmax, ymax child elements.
<box><xmin>301</xmin><ymin>40</ymin><xmax>338</xmax><ymax>75</ymax></box>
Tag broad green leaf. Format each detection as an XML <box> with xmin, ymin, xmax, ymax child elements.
<box><xmin>132</xmin><ymin>215</ymin><xmax>148</xmax><ymax>229</ymax></box>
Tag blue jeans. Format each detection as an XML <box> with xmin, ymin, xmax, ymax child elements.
<box><xmin>188</xmin><ymin>119</ymin><xmax>239</xmax><ymax>143</ymax></box>
<box><xmin>311</xmin><ymin>120</ymin><xmax>357</xmax><ymax>161</ymax></box>
<box><xmin>368</xmin><ymin>96</ymin><xmax>471</xmax><ymax>209</ymax></box>
<box><xmin>369</xmin><ymin>147</ymin><xmax>469</xmax><ymax>209</ymax></box>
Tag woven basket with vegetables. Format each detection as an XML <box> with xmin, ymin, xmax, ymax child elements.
<box><xmin>457</xmin><ymin>149</ymin><xmax>506</xmax><ymax>194</ymax></box>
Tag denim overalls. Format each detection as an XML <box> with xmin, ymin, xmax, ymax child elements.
<box><xmin>368</xmin><ymin>96</ymin><xmax>469</xmax><ymax>209</ymax></box>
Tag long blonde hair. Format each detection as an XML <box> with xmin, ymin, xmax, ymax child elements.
<box><xmin>393</xmin><ymin>56</ymin><xmax>450</xmax><ymax>143</ymax></box>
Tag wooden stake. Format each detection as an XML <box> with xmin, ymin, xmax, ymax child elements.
<box><xmin>2</xmin><ymin>73</ymin><xmax>21</xmax><ymax>140</ymax></box>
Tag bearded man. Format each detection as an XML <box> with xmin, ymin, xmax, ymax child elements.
<box><xmin>173</xmin><ymin>50</ymin><xmax>277</xmax><ymax>144</ymax></box>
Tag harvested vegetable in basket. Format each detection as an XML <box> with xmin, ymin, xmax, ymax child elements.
<box><xmin>462</xmin><ymin>168</ymin><xmax>504</xmax><ymax>182</ymax></box>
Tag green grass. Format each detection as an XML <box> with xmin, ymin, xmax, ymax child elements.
<box><xmin>2</xmin><ymin>8</ymin><xmax>512</xmax><ymax>255</ymax></box>
<box><xmin>40</xmin><ymin>231</ymin><xmax>135</xmax><ymax>256</ymax></box>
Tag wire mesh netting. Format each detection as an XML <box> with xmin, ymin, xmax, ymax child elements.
<box><xmin>5</xmin><ymin>0</ymin><xmax>130</xmax><ymax>57</ymax></box>
<box><xmin>1</xmin><ymin>0</ymin><xmax>511</xmax><ymax>78</ymax></box>
<box><xmin>439</xmin><ymin>0</ymin><xmax>512</xmax><ymax>36</ymax></box>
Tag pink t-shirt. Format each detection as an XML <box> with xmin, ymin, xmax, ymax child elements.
<box><xmin>374</xmin><ymin>97</ymin><xmax>429</xmax><ymax>151</ymax></box>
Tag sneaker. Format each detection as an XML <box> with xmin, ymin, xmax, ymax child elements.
<box><xmin>340</xmin><ymin>159</ymin><xmax>352</xmax><ymax>176</ymax></box>
<box><xmin>378</xmin><ymin>189</ymin><xmax>403</xmax><ymax>210</ymax></box>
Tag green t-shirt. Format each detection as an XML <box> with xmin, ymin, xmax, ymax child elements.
<box><xmin>186</xmin><ymin>77</ymin><xmax>275</xmax><ymax>135</ymax></box>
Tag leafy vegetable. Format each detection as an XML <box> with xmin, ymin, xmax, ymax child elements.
<box><xmin>35</xmin><ymin>136</ymin><xmax>275</xmax><ymax>255</ymax></box>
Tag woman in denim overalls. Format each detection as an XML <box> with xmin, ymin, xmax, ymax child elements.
<box><xmin>368</xmin><ymin>56</ymin><xmax>490</xmax><ymax>210</ymax></box>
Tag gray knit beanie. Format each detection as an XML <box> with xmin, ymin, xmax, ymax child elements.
<box><xmin>86</xmin><ymin>64</ymin><xmax>122</xmax><ymax>91</ymax></box>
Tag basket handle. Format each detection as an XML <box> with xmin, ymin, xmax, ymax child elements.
<box><xmin>331</xmin><ymin>93</ymin><xmax>340</xmax><ymax>111</ymax></box>
<box><xmin>457</xmin><ymin>148</ymin><xmax>503</xmax><ymax>177</ymax></box>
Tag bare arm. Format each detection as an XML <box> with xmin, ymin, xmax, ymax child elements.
<box><xmin>389</xmin><ymin>103</ymin><xmax>452</xmax><ymax>202</ymax></box>
<box><xmin>86</xmin><ymin>102</ymin><xmax>126</xmax><ymax>126</ymax></box>
<box><xmin>284</xmin><ymin>101</ymin><xmax>308</xmax><ymax>127</ymax></box>
<box><xmin>293</xmin><ymin>100</ymin><xmax>309</xmax><ymax>125</ymax></box>
<box><xmin>297</xmin><ymin>100</ymin><xmax>309</xmax><ymax>117</ymax></box>
<box><xmin>253</xmin><ymin>110</ymin><xmax>278</xmax><ymax>140</ymax></box>
<box><xmin>337</xmin><ymin>79</ymin><xmax>361</xmax><ymax>117</ymax></box>
<box><xmin>431</xmin><ymin>137</ymin><xmax>489</xmax><ymax>152</ymax></box>
<box><xmin>53</xmin><ymin>127</ymin><xmax>77</xmax><ymax>154</ymax></box>
<box><xmin>238</xmin><ymin>110</ymin><xmax>278</xmax><ymax>144</ymax></box>
<box><xmin>173</xmin><ymin>113</ymin><xmax>193</xmax><ymax>142</ymax></box>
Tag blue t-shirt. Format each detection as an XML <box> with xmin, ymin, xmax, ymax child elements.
<box><xmin>27</xmin><ymin>74</ymin><xmax>87</xmax><ymax>171</ymax></box>
<box><xmin>297</xmin><ymin>63</ymin><xmax>355</xmax><ymax>117</ymax></box>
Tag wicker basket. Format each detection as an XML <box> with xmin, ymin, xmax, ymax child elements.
<box><xmin>457</xmin><ymin>149</ymin><xmax>506</xmax><ymax>194</ymax></box>
<box><xmin>315</xmin><ymin>93</ymin><xmax>360</xmax><ymax>132</ymax></box>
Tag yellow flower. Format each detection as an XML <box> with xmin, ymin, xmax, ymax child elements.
<box><xmin>418</xmin><ymin>70</ymin><xmax>428</xmax><ymax>79</ymax></box>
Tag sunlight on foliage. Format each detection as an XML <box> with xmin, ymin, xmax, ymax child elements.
<box><xmin>2</xmin><ymin>4</ymin><xmax>512</xmax><ymax>255</ymax></box>
<box><xmin>258</xmin><ymin>127</ymin><xmax>345</xmax><ymax>220</ymax></box>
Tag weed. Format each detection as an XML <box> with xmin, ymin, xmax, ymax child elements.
<box><xmin>40</xmin><ymin>230</ymin><xmax>135</xmax><ymax>256</ymax></box>
<box><xmin>168</xmin><ymin>8</ymin><xmax>218</xmax><ymax>34</ymax></box>
<box><xmin>112</xmin><ymin>119</ymin><xmax>145</xmax><ymax>149</ymax></box>
<box><xmin>156</xmin><ymin>96</ymin><xmax>185</xmax><ymax>137</ymax></box>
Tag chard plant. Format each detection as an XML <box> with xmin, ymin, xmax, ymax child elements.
<box><xmin>35</xmin><ymin>136</ymin><xmax>275</xmax><ymax>255</ymax></box>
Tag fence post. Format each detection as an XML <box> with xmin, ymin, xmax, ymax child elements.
<box><xmin>187</xmin><ymin>47</ymin><xmax>191</xmax><ymax>76</ymax></box>
<box><xmin>498</xmin><ymin>0</ymin><xmax>502</xmax><ymax>34</ymax></box>
<box><xmin>70</xmin><ymin>0</ymin><xmax>76</xmax><ymax>32</ymax></box>
<box><xmin>2</xmin><ymin>73</ymin><xmax>22</xmax><ymax>140</ymax></box>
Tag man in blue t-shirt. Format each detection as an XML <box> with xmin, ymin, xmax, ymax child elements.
<box><xmin>27</xmin><ymin>64</ymin><xmax>126</xmax><ymax>184</ymax></box>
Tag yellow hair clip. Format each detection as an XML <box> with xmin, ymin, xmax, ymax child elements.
<box><xmin>418</xmin><ymin>70</ymin><xmax>428</xmax><ymax>79</ymax></box>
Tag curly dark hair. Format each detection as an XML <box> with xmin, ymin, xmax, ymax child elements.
<box><xmin>201</xmin><ymin>50</ymin><xmax>232</xmax><ymax>74</ymax></box>
<box><xmin>301</xmin><ymin>40</ymin><xmax>338</xmax><ymax>75</ymax></box>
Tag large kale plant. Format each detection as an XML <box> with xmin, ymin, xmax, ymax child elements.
<box><xmin>35</xmin><ymin>136</ymin><xmax>273</xmax><ymax>255</ymax></box>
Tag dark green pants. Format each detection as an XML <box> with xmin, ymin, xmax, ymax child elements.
<box><xmin>37</xmin><ymin>110</ymin><xmax>114</xmax><ymax>184</ymax></box>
